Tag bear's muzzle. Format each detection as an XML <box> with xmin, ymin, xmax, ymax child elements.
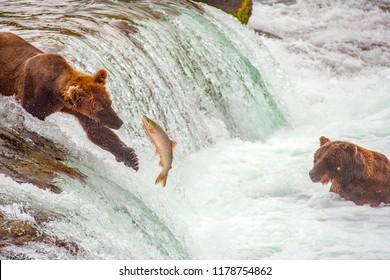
<box><xmin>309</xmin><ymin>169</ymin><xmax>321</xmax><ymax>183</ymax></box>
<box><xmin>98</xmin><ymin>107</ymin><xmax>123</xmax><ymax>130</ymax></box>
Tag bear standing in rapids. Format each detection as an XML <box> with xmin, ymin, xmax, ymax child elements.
<box><xmin>0</xmin><ymin>32</ymin><xmax>138</xmax><ymax>171</ymax></box>
<box><xmin>309</xmin><ymin>136</ymin><xmax>390</xmax><ymax>206</ymax></box>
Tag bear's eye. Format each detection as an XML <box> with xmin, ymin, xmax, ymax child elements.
<box><xmin>90</xmin><ymin>101</ymin><xmax>101</xmax><ymax>111</ymax></box>
<box><xmin>314</xmin><ymin>153</ymin><xmax>320</xmax><ymax>163</ymax></box>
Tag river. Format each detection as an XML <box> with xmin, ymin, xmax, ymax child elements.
<box><xmin>0</xmin><ymin>0</ymin><xmax>389</xmax><ymax>259</ymax></box>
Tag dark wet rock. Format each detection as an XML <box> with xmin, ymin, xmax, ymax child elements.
<box><xmin>0</xmin><ymin>124</ymin><xmax>85</xmax><ymax>194</ymax></box>
<box><xmin>0</xmin><ymin>122</ymin><xmax>85</xmax><ymax>257</ymax></box>
<box><xmin>111</xmin><ymin>20</ymin><xmax>139</xmax><ymax>36</ymax></box>
<box><xmin>253</xmin><ymin>28</ymin><xmax>282</xmax><ymax>39</ymax></box>
<box><xmin>0</xmin><ymin>210</ymin><xmax>79</xmax><ymax>257</ymax></box>
<box><xmin>194</xmin><ymin>0</ymin><xmax>253</xmax><ymax>24</ymax></box>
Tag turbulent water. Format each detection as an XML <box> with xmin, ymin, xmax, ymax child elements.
<box><xmin>0</xmin><ymin>0</ymin><xmax>389</xmax><ymax>259</ymax></box>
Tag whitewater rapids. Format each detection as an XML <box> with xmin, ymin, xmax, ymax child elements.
<box><xmin>0</xmin><ymin>0</ymin><xmax>389</xmax><ymax>259</ymax></box>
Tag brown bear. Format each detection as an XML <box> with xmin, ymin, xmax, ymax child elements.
<box><xmin>0</xmin><ymin>32</ymin><xmax>138</xmax><ymax>171</ymax></box>
<box><xmin>309</xmin><ymin>136</ymin><xmax>390</xmax><ymax>206</ymax></box>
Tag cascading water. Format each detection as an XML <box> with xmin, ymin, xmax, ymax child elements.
<box><xmin>1</xmin><ymin>0</ymin><xmax>389</xmax><ymax>259</ymax></box>
<box><xmin>0</xmin><ymin>0</ymin><xmax>286</xmax><ymax>259</ymax></box>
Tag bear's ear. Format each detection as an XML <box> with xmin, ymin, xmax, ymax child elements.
<box><xmin>64</xmin><ymin>86</ymin><xmax>83</xmax><ymax>108</ymax></box>
<box><xmin>319</xmin><ymin>136</ymin><xmax>331</xmax><ymax>146</ymax></box>
<box><xmin>346</xmin><ymin>144</ymin><xmax>358</xmax><ymax>156</ymax></box>
<box><xmin>94</xmin><ymin>69</ymin><xmax>108</xmax><ymax>84</ymax></box>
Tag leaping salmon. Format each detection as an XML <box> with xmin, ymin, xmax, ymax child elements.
<box><xmin>143</xmin><ymin>116</ymin><xmax>176</xmax><ymax>187</ymax></box>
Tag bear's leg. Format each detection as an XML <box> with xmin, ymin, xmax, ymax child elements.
<box><xmin>64</xmin><ymin>109</ymin><xmax>139</xmax><ymax>171</ymax></box>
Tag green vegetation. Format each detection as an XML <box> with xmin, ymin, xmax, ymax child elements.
<box><xmin>230</xmin><ymin>0</ymin><xmax>252</xmax><ymax>24</ymax></box>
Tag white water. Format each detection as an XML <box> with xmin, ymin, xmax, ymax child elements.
<box><xmin>0</xmin><ymin>0</ymin><xmax>389</xmax><ymax>259</ymax></box>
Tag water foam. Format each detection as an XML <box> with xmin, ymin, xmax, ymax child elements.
<box><xmin>0</xmin><ymin>0</ymin><xmax>389</xmax><ymax>259</ymax></box>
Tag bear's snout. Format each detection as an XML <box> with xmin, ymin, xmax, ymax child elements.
<box><xmin>106</xmin><ymin>117</ymin><xmax>123</xmax><ymax>130</ymax></box>
<box><xmin>309</xmin><ymin>169</ymin><xmax>320</xmax><ymax>182</ymax></box>
<box><xmin>98</xmin><ymin>107</ymin><xmax>123</xmax><ymax>130</ymax></box>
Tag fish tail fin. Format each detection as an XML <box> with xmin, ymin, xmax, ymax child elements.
<box><xmin>155</xmin><ymin>171</ymin><xmax>168</xmax><ymax>187</ymax></box>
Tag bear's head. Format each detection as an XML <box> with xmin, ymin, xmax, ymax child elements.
<box><xmin>64</xmin><ymin>69</ymin><xmax>123</xmax><ymax>129</ymax></box>
<box><xmin>309</xmin><ymin>136</ymin><xmax>362</xmax><ymax>184</ymax></box>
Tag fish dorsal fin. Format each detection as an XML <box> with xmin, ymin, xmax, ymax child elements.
<box><xmin>171</xmin><ymin>141</ymin><xmax>177</xmax><ymax>150</ymax></box>
<box><xmin>159</xmin><ymin>160</ymin><xmax>163</xmax><ymax>167</ymax></box>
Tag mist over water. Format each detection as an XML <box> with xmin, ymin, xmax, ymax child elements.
<box><xmin>0</xmin><ymin>0</ymin><xmax>389</xmax><ymax>259</ymax></box>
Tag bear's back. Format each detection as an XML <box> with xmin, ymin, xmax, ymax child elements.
<box><xmin>341</xmin><ymin>144</ymin><xmax>390</xmax><ymax>206</ymax></box>
<box><xmin>0</xmin><ymin>32</ymin><xmax>43</xmax><ymax>96</ymax></box>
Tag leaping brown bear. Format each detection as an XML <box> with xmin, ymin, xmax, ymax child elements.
<box><xmin>0</xmin><ymin>32</ymin><xmax>138</xmax><ymax>171</ymax></box>
<box><xmin>309</xmin><ymin>136</ymin><xmax>390</xmax><ymax>206</ymax></box>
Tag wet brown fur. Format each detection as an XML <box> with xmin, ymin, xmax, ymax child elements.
<box><xmin>309</xmin><ymin>136</ymin><xmax>390</xmax><ymax>206</ymax></box>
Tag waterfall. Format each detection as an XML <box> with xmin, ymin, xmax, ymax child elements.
<box><xmin>0</xmin><ymin>0</ymin><xmax>286</xmax><ymax>259</ymax></box>
<box><xmin>2</xmin><ymin>0</ymin><xmax>388</xmax><ymax>260</ymax></box>
<box><xmin>2</xmin><ymin>0</ymin><xmax>286</xmax><ymax>149</ymax></box>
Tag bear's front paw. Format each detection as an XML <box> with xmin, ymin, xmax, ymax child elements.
<box><xmin>116</xmin><ymin>146</ymin><xmax>139</xmax><ymax>171</ymax></box>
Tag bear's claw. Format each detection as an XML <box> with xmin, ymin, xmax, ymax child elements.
<box><xmin>116</xmin><ymin>146</ymin><xmax>139</xmax><ymax>171</ymax></box>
